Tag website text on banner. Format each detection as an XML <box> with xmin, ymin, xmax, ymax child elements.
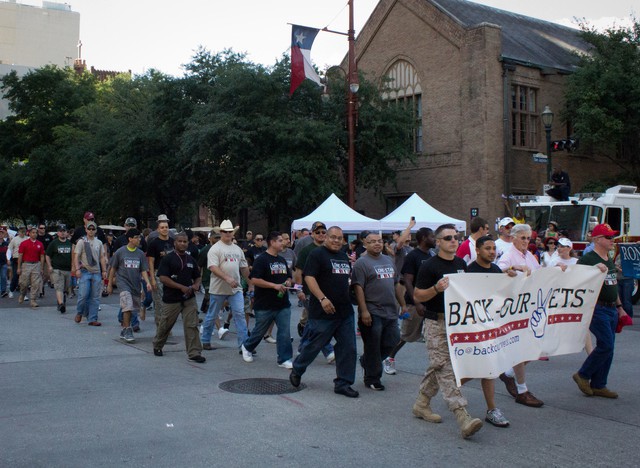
<box><xmin>444</xmin><ymin>265</ymin><xmax>606</xmax><ymax>386</ymax></box>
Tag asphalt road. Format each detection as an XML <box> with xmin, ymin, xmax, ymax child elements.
<box><xmin>1</xmin><ymin>290</ymin><xmax>638</xmax><ymax>467</ymax></box>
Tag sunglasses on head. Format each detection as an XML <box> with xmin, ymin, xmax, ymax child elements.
<box><xmin>438</xmin><ymin>235</ymin><xmax>458</xmax><ymax>241</ymax></box>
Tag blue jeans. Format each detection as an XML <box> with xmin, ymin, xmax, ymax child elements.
<box><xmin>10</xmin><ymin>258</ymin><xmax>19</xmax><ymax>292</ymax></box>
<box><xmin>0</xmin><ymin>263</ymin><xmax>7</xmax><ymax>293</ymax></box>
<box><xmin>359</xmin><ymin>314</ymin><xmax>400</xmax><ymax>385</ymax></box>
<box><xmin>76</xmin><ymin>270</ymin><xmax>102</xmax><ymax>322</ymax></box>
<box><xmin>244</xmin><ymin>307</ymin><xmax>293</xmax><ymax>364</ymax></box>
<box><xmin>201</xmin><ymin>291</ymin><xmax>247</xmax><ymax>347</ymax></box>
<box><xmin>118</xmin><ymin>308</ymin><xmax>140</xmax><ymax>328</ymax></box>
<box><xmin>617</xmin><ymin>278</ymin><xmax>634</xmax><ymax>318</ymax></box>
<box><xmin>578</xmin><ymin>305</ymin><xmax>618</xmax><ymax>389</ymax></box>
<box><xmin>292</xmin><ymin>314</ymin><xmax>357</xmax><ymax>390</ymax></box>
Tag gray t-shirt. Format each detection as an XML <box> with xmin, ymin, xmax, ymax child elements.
<box><xmin>110</xmin><ymin>246</ymin><xmax>149</xmax><ymax>295</ymax></box>
<box><xmin>352</xmin><ymin>253</ymin><xmax>398</xmax><ymax>319</ymax></box>
<box><xmin>390</xmin><ymin>242</ymin><xmax>413</xmax><ymax>278</ymax></box>
<box><xmin>280</xmin><ymin>247</ymin><xmax>297</xmax><ymax>270</ymax></box>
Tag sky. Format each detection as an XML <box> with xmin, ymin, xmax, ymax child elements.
<box><xmin>19</xmin><ymin>0</ymin><xmax>639</xmax><ymax>76</ymax></box>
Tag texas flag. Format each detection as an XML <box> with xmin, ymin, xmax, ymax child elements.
<box><xmin>289</xmin><ymin>24</ymin><xmax>322</xmax><ymax>96</ymax></box>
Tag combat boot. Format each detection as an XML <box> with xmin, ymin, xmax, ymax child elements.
<box><xmin>412</xmin><ymin>393</ymin><xmax>442</xmax><ymax>423</ymax></box>
<box><xmin>454</xmin><ymin>407</ymin><xmax>483</xmax><ymax>438</ymax></box>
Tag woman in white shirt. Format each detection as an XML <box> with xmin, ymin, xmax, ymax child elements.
<box><xmin>550</xmin><ymin>238</ymin><xmax>578</xmax><ymax>267</ymax></box>
<box><xmin>541</xmin><ymin>237</ymin><xmax>558</xmax><ymax>267</ymax></box>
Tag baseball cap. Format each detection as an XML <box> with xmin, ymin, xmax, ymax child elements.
<box><xmin>498</xmin><ymin>217</ymin><xmax>515</xmax><ymax>228</ymax></box>
<box><xmin>57</xmin><ymin>224</ymin><xmax>67</xmax><ymax>232</ymax></box>
<box><xmin>84</xmin><ymin>211</ymin><xmax>95</xmax><ymax>220</ymax></box>
<box><xmin>312</xmin><ymin>221</ymin><xmax>327</xmax><ymax>232</ymax></box>
<box><xmin>558</xmin><ymin>238</ymin><xmax>573</xmax><ymax>249</ymax></box>
<box><xmin>246</xmin><ymin>230</ymin><xmax>253</xmax><ymax>235</ymax></box>
<box><xmin>592</xmin><ymin>223</ymin><xmax>619</xmax><ymax>237</ymax></box>
<box><xmin>125</xmin><ymin>217</ymin><xmax>137</xmax><ymax>226</ymax></box>
<box><xmin>86</xmin><ymin>221</ymin><xmax>97</xmax><ymax>229</ymax></box>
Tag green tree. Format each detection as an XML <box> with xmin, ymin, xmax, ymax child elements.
<box><xmin>563</xmin><ymin>19</ymin><xmax>640</xmax><ymax>185</ymax></box>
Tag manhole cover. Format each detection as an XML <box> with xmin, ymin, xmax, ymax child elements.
<box><xmin>219</xmin><ymin>378</ymin><xmax>306</xmax><ymax>395</ymax></box>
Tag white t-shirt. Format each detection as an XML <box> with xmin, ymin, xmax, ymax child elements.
<box><xmin>549</xmin><ymin>256</ymin><xmax>577</xmax><ymax>267</ymax></box>
<box><xmin>495</xmin><ymin>238</ymin><xmax>512</xmax><ymax>260</ymax></box>
<box><xmin>207</xmin><ymin>241</ymin><xmax>248</xmax><ymax>295</ymax></box>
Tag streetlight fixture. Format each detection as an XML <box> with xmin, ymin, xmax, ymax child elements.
<box><xmin>541</xmin><ymin>105</ymin><xmax>554</xmax><ymax>182</ymax></box>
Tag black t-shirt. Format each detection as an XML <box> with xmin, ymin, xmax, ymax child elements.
<box><xmin>37</xmin><ymin>234</ymin><xmax>53</xmax><ymax>250</ymax></box>
<box><xmin>246</xmin><ymin>245</ymin><xmax>267</xmax><ymax>266</ymax></box>
<box><xmin>187</xmin><ymin>242</ymin><xmax>200</xmax><ymax>260</ymax></box>
<box><xmin>401</xmin><ymin>247</ymin><xmax>434</xmax><ymax>305</ymax></box>
<box><xmin>304</xmin><ymin>246</ymin><xmax>352</xmax><ymax>320</ymax></box>
<box><xmin>249</xmin><ymin>252</ymin><xmax>292</xmax><ymax>310</ymax></box>
<box><xmin>415</xmin><ymin>255</ymin><xmax>467</xmax><ymax>320</ymax></box>
<box><xmin>147</xmin><ymin>237</ymin><xmax>175</xmax><ymax>274</ymax></box>
<box><xmin>157</xmin><ymin>251</ymin><xmax>200</xmax><ymax>303</ymax></box>
<box><xmin>467</xmin><ymin>261</ymin><xmax>502</xmax><ymax>274</ymax></box>
<box><xmin>113</xmin><ymin>234</ymin><xmax>147</xmax><ymax>253</ymax></box>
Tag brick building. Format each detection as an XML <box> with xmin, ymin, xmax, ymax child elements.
<box><xmin>352</xmin><ymin>0</ymin><xmax>618</xmax><ymax>225</ymax></box>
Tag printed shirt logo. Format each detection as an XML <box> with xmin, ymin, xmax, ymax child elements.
<box><xmin>270</xmin><ymin>262</ymin><xmax>288</xmax><ymax>275</ymax></box>
<box><xmin>187</xmin><ymin>262</ymin><xmax>194</xmax><ymax>269</ymax></box>
<box><xmin>58</xmin><ymin>246</ymin><xmax>72</xmax><ymax>254</ymax></box>
<box><xmin>374</xmin><ymin>265</ymin><xmax>395</xmax><ymax>279</ymax></box>
<box><xmin>124</xmin><ymin>258</ymin><xmax>141</xmax><ymax>269</ymax></box>
<box><xmin>604</xmin><ymin>271</ymin><xmax>617</xmax><ymax>286</ymax></box>
<box><xmin>224</xmin><ymin>254</ymin><xmax>240</xmax><ymax>263</ymax></box>
<box><xmin>330</xmin><ymin>259</ymin><xmax>350</xmax><ymax>274</ymax></box>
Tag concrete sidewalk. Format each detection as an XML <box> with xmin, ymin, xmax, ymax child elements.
<box><xmin>1</xmin><ymin>292</ymin><xmax>638</xmax><ymax>467</ymax></box>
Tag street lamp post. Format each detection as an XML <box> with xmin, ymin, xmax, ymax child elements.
<box><xmin>346</xmin><ymin>0</ymin><xmax>359</xmax><ymax>208</ymax></box>
<box><xmin>541</xmin><ymin>105</ymin><xmax>554</xmax><ymax>182</ymax></box>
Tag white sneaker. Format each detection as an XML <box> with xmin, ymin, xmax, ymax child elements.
<box><xmin>383</xmin><ymin>357</ymin><xmax>397</xmax><ymax>375</ymax></box>
<box><xmin>326</xmin><ymin>352</ymin><xmax>336</xmax><ymax>364</ymax></box>
<box><xmin>278</xmin><ymin>359</ymin><xmax>293</xmax><ymax>369</ymax></box>
<box><xmin>8</xmin><ymin>291</ymin><xmax>14</xmax><ymax>298</ymax></box>
<box><xmin>263</xmin><ymin>335</ymin><xmax>277</xmax><ymax>344</ymax></box>
<box><xmin>218</xmin><ymin>327</ymin><xmax>229</xmax><ymax>340</ymax></box>
<box><xmin>240</xmin><ymin>345</ymin><xmax>254</xmax><ymax>363</ymax></box>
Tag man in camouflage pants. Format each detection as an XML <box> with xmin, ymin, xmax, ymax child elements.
<box><xmin>413</xmin><ymin>224</ymin><xmax>483</xmax><ymax>439</ymax></box>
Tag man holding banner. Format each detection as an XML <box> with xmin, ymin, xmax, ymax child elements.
<box><xmin>412</xmin><ymin>224</ymin><xmax>483</xmax><ymax>439</ymax></box>
<box><xmin>573</xmin><ymin>224</ymin><xmax>623</xmax><ymax>399</ymax></box>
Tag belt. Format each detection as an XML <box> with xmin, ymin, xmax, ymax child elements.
<box><xmin>24</xmin><ymin>261</ymin><xmax>39</xmax><ymax>264</ymax></box>
<box><xmin>596</xmin><ymin>301</ymin><xmax>616</xmax><ymax>308</ymax></box>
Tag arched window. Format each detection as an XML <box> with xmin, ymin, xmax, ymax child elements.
<box><xmin>382</xmin><ymin>60</ymin><xmax>423</xmax><ymax>153</ymax></box>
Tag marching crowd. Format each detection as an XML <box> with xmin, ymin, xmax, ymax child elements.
<box><xmin>0</xmin><ymin>209</ymin><xmax>633</xmax><ymax>440</ymax></box>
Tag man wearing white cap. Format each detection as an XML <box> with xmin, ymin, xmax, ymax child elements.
<box><xmin>201</xmin><ymin>220</ymin><xmax>253</xmax><ymax>352</ymax></box>
<box><xmin>495</xmin><ymin>217</ymin><xmax>515</xmax><ymax>260</ymax></box>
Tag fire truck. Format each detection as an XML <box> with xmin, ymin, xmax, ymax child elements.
<box><xmin>517</xmin><ymin>185</ymin><xmax>640</xmax><ymax>303</ymax></box>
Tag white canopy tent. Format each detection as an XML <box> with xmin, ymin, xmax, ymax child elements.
<box><xmin>291</xmin><ymin>193</ymin><xmax>381</xmax><ymax>233</ymax></box>
<box><xmin>379</xmin><ymin>193</ymin><xmax>466</xmax><ymax>233</ymax></box>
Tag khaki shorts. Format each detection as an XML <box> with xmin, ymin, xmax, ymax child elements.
<box><xmin>51</xmin><ymin>269</ymin><xmax>71</xmax><ymax>294</ymax></box>
<box><xmin>120</xmin><ymin>290</ymin><xmax>141</xmax><ymax>313</ymax></box>
<box><xmin>400</xmin><ymin>304</ymin><xmax>425</xmax><ymax>342</ymax></box>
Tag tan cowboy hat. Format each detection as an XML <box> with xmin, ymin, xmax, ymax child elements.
<box><xmin>213</xmin><ymin>219</ymin><xmax>239</xmax><ymax>234</ymax></box>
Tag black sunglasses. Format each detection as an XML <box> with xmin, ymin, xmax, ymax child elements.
<box><xmin>87</xmin><ymin>227</ymin><xmax>96</xmax><ymax>231</ymax></box>
<box><xmin>438</xmin><ymin>235</ymin><xmax>458</xmax><ymax>241</ymax></box>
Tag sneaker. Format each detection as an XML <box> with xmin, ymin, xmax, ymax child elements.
<box><xmin>132</xmin><ymin>326</ymin><xmax>141</xmax><ymax>333</ymax></box>
<box><xmin>1</xmin><ymin>291</ymin><xmax>7</xmax><ymax>298</ymax></box>
<box><xmin>58</xmin><ymin>304</ymin><xmax>66</xmax><ymax>314</ymax></box>
<box><xmin>383</xmin><ymin>357</ymin><xmax>397</xmax><ymax>375</ymax></box>
<box><xmin>278</xmin><ymin>360</ymin><xmax>293</xmax><ymax>369</ymax></box>
<box><xmin>368</xmin><ymin>382</ymin><xmax>385</xmax><ymax>391</ymax></box>
<box><xmin>515</xmin><ymin>391</ymin><xmax>544</xmax><ymax>408</ymax></box>
<box><xmin>218</xmin><ymin>327</ymin><xmax>229</xmax><ymax>340</ymax></box>
<box><xmin>8</xmin><ymin>291</ymin><xmax>14</xmax><ymax>298</ymax></box>
<box><xmin>202</xmin><ymin>343</ymin><xmax>215</xmax><ymax>350</ymax></box>
<box><xmin>263</xmin><ymin>335</ymin><xmax>277</xmax><ymax>344</ymax></box>
<box><xmin>120</xmin><ymin>327</ymin><xmax>135</xmax><ymax>343</ymax></box>
<box><xmin>153</xmin><ymin>348</ymin><xmax>163</xmax><ymax>356</ymax></box>
<box><xmin>240</xmin><ymin>345</ymin><xmax>254</xmax><ymax>363</ymax></box>
<box><xmin>188</xmin><ymin>355</ymin><xmax>206</xmax><ymax>363</ymax></box>
<box><xmin>326</xmin><ymin>352</ymin><xmax>336</xmax><ymax>364</ymax></box>
<box><xmin>485</xmin><ymin>408</ymin><xmax>510</xmax><ymax>427</ymax></box>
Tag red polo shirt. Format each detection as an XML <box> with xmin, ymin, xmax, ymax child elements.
<box><xmin>18</xmin><ymin>239</ymin><xmax>44</xmax><ymax>263</ymax></box>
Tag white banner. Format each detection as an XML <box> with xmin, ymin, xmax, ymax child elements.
<box><xmin>444</xmin><ymin>265</ymin><xmax>606</xmax><ymax>385</ymax></box>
